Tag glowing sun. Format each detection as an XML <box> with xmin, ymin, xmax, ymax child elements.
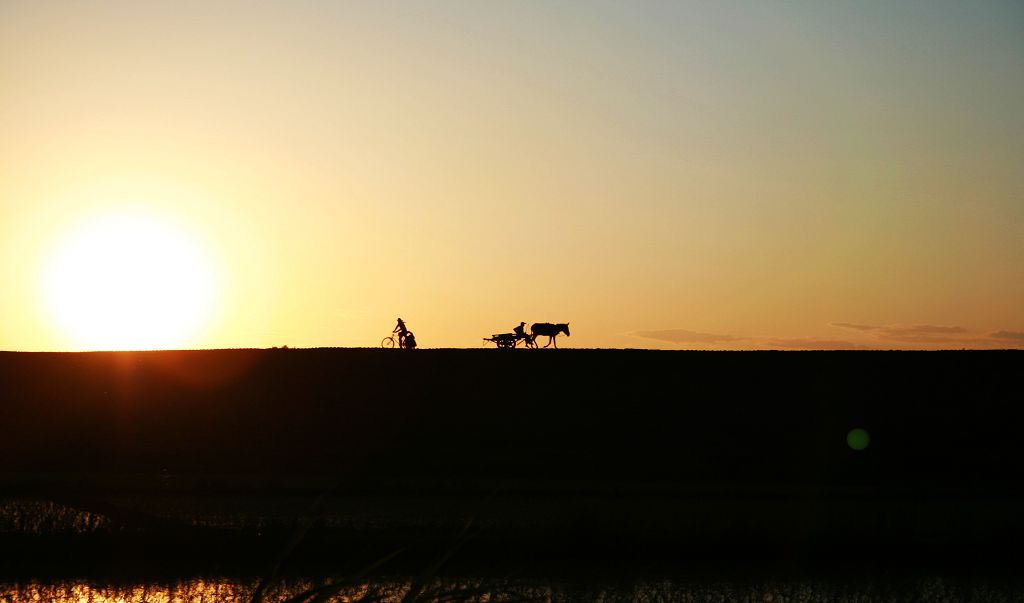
<box><xmin>41</xmin><ymin>211</ymin><xmax>218</xmax><ymax>350</ymax></box>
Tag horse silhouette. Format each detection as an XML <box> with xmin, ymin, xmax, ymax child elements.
<box><xmin>531</xmin><ymin>322</ymin><xmax>570</xmax><ymax>348</ymax></box>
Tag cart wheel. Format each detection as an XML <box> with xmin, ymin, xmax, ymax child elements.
<box><xmin>382</xmin><ymin>337</ymin><xmax>396</xmax><ymax>348</ymax></box>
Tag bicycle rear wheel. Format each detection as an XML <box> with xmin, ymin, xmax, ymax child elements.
<box><xmin>381</xmin><ymin>336</ymin><xmax>396</xmax><ymax>348</ymax></box>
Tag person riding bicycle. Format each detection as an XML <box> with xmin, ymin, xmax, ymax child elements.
<box><xmin>394</xmin><ymin>317</ymin><xmax>410</xmax><ymax>347</ymax></box>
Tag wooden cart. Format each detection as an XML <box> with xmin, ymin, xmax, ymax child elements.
<box><xmin>483</xmin><ymin>332</ymin><xmax>536</xmax><ymax>349</ymax></box>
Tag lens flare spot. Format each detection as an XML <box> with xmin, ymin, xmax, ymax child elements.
<box><xmin>847</xmin><ymin>428</ymin><xmax>871</xmax><ymax>451</ymax></box>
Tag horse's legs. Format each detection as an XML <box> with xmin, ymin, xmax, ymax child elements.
<box><xmin>552</xmin><ymin>336</ymin><xmax>558</xmax><ymax>349</ymax></box>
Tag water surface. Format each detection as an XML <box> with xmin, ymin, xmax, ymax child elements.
<box><xmin>2</xmin><ymin>576</ymin><xmax>1021</xmax><ymax>603</ymax></box>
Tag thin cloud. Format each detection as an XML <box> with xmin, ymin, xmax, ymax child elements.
<box><xmin>630</xmin><ymin>330</ymin><xmax>868</xmax><ymax>350</ymax></box>
<box><xmin>990</xmin><ymin>330</ymin><xmax>1024</xmax><ymax>342</ymax></box>
<box><xmin>632</xmin><ymin>323</ymin><xmax>1024</xmax><ymax>350</ymax></box>
<box><xmin>762</xmin><ymin>337</ymin><xmax>869</xmax><ymax>351</ymax></box>
<box><xmin>830</xmin><ymin>322</ymin><xmax>968</xmax><ymax>341</ymax></box>
<box><xmin>879</xmin><ymin>324</ymin><xmax>967</xmax><ymax>338</ymax></box>
<box><xmin>830</xmin><ymin>322</ymin><xmax>1024</xmax><ymax>348</ymax></box>
<box><xmin>829</xmin><ymin>322</ymin><xmax>880</xmax><ymax>332</ymax></box>
<box><xmin>631</xmin><ymin>329</ymin><xmax>738</xmax><ymax>344</ymax></box>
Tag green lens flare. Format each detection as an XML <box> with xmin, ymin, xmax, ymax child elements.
<box><xmin>847</xmin><ymin>428</ymin><xmax>871</xmax><ymax>451</ymax></box>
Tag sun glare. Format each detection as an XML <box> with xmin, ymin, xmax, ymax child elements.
<box><xmin>41</xmin><ymin>211</ymin><xmax>218</xmax><ymax>351</ymax></box>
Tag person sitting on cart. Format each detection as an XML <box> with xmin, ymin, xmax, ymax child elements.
<box><xmin>394</xmin><ymin>317</ymin><xmax>409</xmax><ymax>347</ymax></box>
<box><xmin>513</xmin><ymin>321</ymin><xmax>534</xmax><ymax>347</ymax></box>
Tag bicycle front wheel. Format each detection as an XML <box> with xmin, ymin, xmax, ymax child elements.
<box><xmin>381</xmin><ymin>337</ymin><xmax>396</xmax><ymax>348</ymax></box>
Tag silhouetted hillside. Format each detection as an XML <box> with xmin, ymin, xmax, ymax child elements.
<box><xmin>1</xmin><ymin>349</ymin><xmax>1022</xmax><ymax>577</ymax></box>
<box><xmin>1</xmin><ymin>349</ymin><xmax>1020</xmax><ymax>490</ymax></box>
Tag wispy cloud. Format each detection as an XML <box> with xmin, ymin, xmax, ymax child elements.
<box><xmin>630</xmin><ymin>330</ymin><xmax>867</xmax><ymax>350</ymax></box>
<box><xmin>761</xmin><ymin>337</ymin><xmax>868</xmax><ymax>350</ymax></box>
<box><xmin>990</xmin><ymin>330</ymin><xmax>1024</xmax><ymax>342</ymax></box>
<box><xmin>631</xmin><ymin>329</ymin><xmax>738</xmax><ymax>344</ymax></box>
<box><xmin>878</xmin><ymin>325</ymin><xmax>968</xmax><ymax>341</ymax></box>
<box><xmin>830</xmin><ymin>322</ymin><xmax>1023</xmax><ymax>347</ymax></box>
<box><xmin>830</xmin><ymin>322</ymin><xmax>969</xmax><ymax>340</ymax></box>
<box><xmin>631</xmin><ymin>322</ymin><xmax>1024</xmax><ymax>350</ymax></box>
<box><xmin>828</xmin><ymin>322</ymin><xmax>880</xmax><ymax>332</ymax></box>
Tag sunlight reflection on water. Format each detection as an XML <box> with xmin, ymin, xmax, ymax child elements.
<box><xmin>1</xmin><ymin>577</ymin><xmax>1020</xmax><ymax>603</ymax></box>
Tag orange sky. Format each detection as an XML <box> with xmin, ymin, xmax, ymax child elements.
<box><xmin>1</xmin><ymin>1</ymin><xmax>1022</xmax><ymax>351</ymax></box>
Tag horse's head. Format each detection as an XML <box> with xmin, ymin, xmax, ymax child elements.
<box><xmin>559</xmin><ymin>323</ymin><xmax>571</xmax><ymax>336</ymax></box>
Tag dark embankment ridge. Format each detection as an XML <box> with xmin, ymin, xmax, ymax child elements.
<box><xmin>1</xmin><ymin>348</ymin><xmax>1021</xmax><ymax>578</ymax></box>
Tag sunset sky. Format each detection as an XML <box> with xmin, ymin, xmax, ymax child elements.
<box><xmin>2</xmin><ymin>1</ymin><xmax>1022</xmax><ymax>351</ymax></box>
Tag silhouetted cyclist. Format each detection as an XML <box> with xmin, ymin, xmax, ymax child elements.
<box><xmin>394</xmin><ymin>317</ymin><xmax>410</xmax><ymax>347</ymax></box>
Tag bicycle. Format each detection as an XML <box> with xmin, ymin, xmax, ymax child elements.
<box><xmin>382</xmin><ymin>331</ymin><xmax>416</xmax><ymax>349</ymax></box>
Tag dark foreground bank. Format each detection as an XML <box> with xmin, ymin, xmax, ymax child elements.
<box><xmin>0</xmin><ymin>349</ymin><xmax>1021</xmax><ymax>580</ymax></box>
